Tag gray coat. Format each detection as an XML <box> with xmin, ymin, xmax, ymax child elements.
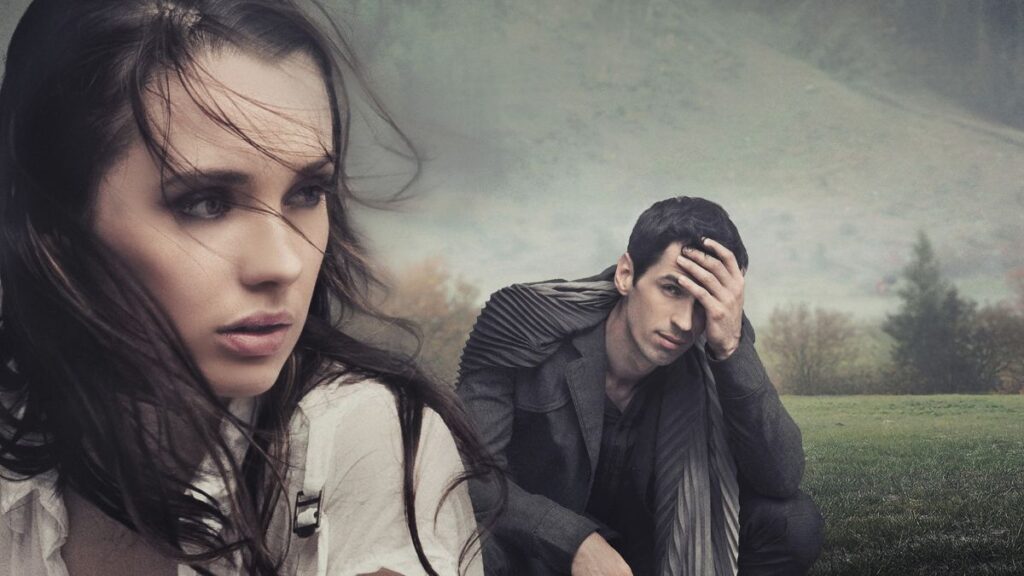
<box><xmin>457</xmin><ymin>318</ymin><xmax>805</xmax><ymax>575</ymax></box>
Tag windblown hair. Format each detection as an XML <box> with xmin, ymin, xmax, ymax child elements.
<box><xmin>0</xmin><ymin>0</ymin><xmax>500</xmax><ymax>574</ymax></box>
<box><xmin>627</xmin><ymin>196</ymin><xmax>749</xmax><ymax>278</ymax></box>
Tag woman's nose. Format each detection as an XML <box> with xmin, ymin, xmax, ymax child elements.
<box><xmin>237</xmin><ymin>214</ymin><xmax>304</xmax><ymax>290</ymax></box>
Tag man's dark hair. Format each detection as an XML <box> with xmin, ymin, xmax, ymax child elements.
<box><xmin>627</xmin><ymin>196</ymin><xmax>748</xmax><ymax>279</ymax></box>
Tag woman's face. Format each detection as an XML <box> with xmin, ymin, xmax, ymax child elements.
<box><xmin>93</xmin><ymin>49</ymin><xmax>333</xmax><ymax>397</ymax></box>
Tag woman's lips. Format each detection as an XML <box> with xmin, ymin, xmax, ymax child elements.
<box><xmin>216</xmin><ymin>324</ymin><xmax>291</xmax><ymax>357</ymax></box>
<box><xmin>216</xmin><ymin>312</ymin><xmax>294</xmax><ymax>357</ymax></box>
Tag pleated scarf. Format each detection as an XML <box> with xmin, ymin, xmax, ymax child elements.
<box><xmin>458</xmin><ymin>267</ymin><xmax>739</xmax><ymax>576</ymax></box>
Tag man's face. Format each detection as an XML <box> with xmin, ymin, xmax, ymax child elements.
<box><xmin>615</xmin><ymin>242</ymin><xmax>707</xmax><ymax>369</ymax></box>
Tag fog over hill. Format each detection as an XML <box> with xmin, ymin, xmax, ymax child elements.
<box><xmin>343</xmin><ymin>0</ymin><xmax>1023</xmax><ymax>323</ymax></box>
<box><xmin>2</xmin><ymin>0</ymin><xmax>1021</xmax><ymax>324</ymax></box>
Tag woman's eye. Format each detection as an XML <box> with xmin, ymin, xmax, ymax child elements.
<box><xmin>174</xmin><ymin>194</ymin><xmax>231</xmax><ymax>220</ymax></box>
<box><xmin>286</xmin><ymin>185</ymin><xmax>328</xmax><ymax>209</ymax></box>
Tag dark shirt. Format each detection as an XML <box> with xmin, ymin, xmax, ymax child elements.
<box><xmin>584</xmin><ymin>368</ymin><xmax>667</xmax><ymax>575</ymax></box>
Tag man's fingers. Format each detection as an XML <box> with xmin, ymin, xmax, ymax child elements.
<box><xmin>678</xmin><ymin>244</ymin><xmax>732</xmax><ymax>282</ymax></box>
<box><xmin>678</xmin><ymin>273</ymin><xmax>734</xmax><ymax>323</ymax></box>
<box><xmin>701</xmin><ymin>238</ymin><xmax>742</xmax><ymax>277</ymax></box>
<box><xmin>675</xmin><ymin>272</ymin><xmax>717</xmax><ymax>311</ymax></box>
<box><xmin>675</xmin><ymin>253</ymin><xmax>726</xmax><ymax>297</ymax></box>
<box><xmin>680</xmin><ymin>246</ymin><xmax>729</xmax><ymax>277</ymax></box>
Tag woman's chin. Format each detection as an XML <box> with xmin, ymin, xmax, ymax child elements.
<box><xmin>204</xmin><ymin>359</ymin><xmax>287</xmax><ymax>398</ymax></box>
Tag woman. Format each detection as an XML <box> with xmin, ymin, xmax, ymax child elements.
<box><xmin>0</xmin><ymin>0</ymin><xmax>497</xmax><ymax>574</ymax></box>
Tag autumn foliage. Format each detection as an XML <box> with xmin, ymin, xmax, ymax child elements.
<box><xmin>382</xmin><ymin>257</ymin><xmax>481</xmax><ymax>386</ymax></box>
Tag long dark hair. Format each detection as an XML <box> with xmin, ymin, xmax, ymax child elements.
<box><xmin>0</xmin><ymin>0</ymin><xmax>501</xmax><ymax>574</ymax></box>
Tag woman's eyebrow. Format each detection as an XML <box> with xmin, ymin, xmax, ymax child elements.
<box><xmin>294</xmin><ymin>155</ymin><xmax>336</xmax><ymax>177</ymax></box>
<box><xmin>163</xmin><ymin>156</ymin><xmax>336</xmax><ymax>189</ymax></box>
<box><xmin>164</xmin><ymin>169</ymin><xmax>251</xmax><ymax>189</ymax></box>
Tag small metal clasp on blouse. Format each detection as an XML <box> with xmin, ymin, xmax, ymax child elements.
<box><xmin>293</xmin><ymin>489</ymin><xmax>323</xmax><ymax>538</ymax></box>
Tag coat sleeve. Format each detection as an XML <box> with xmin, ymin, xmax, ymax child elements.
<box><xmin>707</xmin><ymin>317</ymin><xmax>806</xmax><ymax>498</ymax></box>
<box><xmin>457</xmin><ymin>367</ymin><xmax>599</xmax><ymax>573</ymax></box>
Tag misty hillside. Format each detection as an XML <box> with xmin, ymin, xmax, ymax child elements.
<box><xmin>720</xmin><ymin>0</ymin><xmax>1024</xmax><ymax>131</ymax></box>
<box><xmin>346</xmin><ymin>0</ymin><xmax>1024</xmax><ymax>322</ymax></box>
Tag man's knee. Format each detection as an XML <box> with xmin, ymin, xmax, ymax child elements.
<box><xmin>739</xmin><ymin>490</ymin><xmax>824</xmax><ymax>575</ymax></box>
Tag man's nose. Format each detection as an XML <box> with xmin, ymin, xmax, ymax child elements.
<box><xmin>670</xmin><ymin>300</ymin><xmax>696</xmax><ymax>333</ymax></box>
<box><xmin>237</xmin><ymin>214</ymin><xmax>304</xmax><ymax>290</ymax></box>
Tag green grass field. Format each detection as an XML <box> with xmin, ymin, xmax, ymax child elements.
<box><xmin>782</xmin><ymin>395</ymin><xmax>1024</xmax><ymax>576</ymax></box>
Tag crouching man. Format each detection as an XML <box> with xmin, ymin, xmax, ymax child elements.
<box><xmin>457</xmin><ymin>197</ymin><xmax>824</xmax><ymax>575</ymax></box>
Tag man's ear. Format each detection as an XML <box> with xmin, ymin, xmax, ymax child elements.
<box><xmin>614</xmin><ymin>252</ymin><xmax>634</xmax><ymax>296</ymax></box>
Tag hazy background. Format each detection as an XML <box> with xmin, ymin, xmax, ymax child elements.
<box><xmin>2</xmin><ymin>0</ymin><xmax>1021</xmax><ymax>327</ymax></box>
<box><xmin>2</xmin><ymin>5</ymin><xmax>1021</xmax><ymax>571</ymax></box>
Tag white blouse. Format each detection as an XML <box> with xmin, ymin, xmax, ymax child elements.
<box><xmin>0</xmin><ymin>379</ymin><xmax>481</xmax><ymax>576</ymax></box>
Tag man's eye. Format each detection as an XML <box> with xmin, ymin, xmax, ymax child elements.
<box><xmin>662</xmin><ymin>284</ymin><xmax>683</xmax><ymax>297</ymax></box>
<box><xmin>286</xmin><ymin>185</ymin><xmax>328</xmax><ymax>209</ymax></box>
<box><xmin>174</xmin><ymin>194</ymin><xmax>231</xmax><ymax>220</ymax></box>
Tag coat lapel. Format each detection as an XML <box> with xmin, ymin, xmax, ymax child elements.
<box><xmin>566</xmin><ymin>323</ymin><xmax>608</xmax><ymax>475</ymax></box>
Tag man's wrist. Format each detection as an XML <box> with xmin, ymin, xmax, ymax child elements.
<box><xmin>706</xmin><ymin>338</ymin><xmax>740</xmax><ymax>361</ymax></box>
<box><xmin>533</xmin><ymin>502</ymin><xmax>601</xmax><ymax>571</ymax></box>
<box><xmin>706</xmin><ymin>316</ymin><xmax>769</xmax><ymax>399</ymax></box>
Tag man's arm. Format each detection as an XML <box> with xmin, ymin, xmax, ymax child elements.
<box><xmin>457</xmin><ymin>366</ymin><xmax>602</xmax><ymax>572</ymax></box>
<box><xmin>706</xmin><ymin>317</ymin><xmax>804</xmax><ymax>497</ymax></box>
<box><xmin>675</xmin><ymin>238</ymin><xmax>805</xmax><ymax>498</ymax></box>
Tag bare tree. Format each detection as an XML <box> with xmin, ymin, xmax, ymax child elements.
<box><xmin>973</xmin><ymin>305</ymin><xmax>1024</xmax><ymax>394</ymax></box>
<box><xmin>763</xmin><ymin>303</ymin><xmax>856</xmax><ymax>395</ymax></box>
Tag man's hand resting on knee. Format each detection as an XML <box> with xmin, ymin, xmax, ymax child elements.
<box><xmin>571</xmin><ymin>532</ymin><xmax>633</xmax><ymax>576</ymax></box>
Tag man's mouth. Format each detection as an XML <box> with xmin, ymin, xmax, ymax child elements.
<box><xmin>657</xmin><ymin>332</ymin><xmax>688</xmax><ymax>350</ymax></box>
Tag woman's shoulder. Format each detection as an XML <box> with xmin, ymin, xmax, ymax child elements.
<box><xmin>291</xmin><ymin>371</ymin><xmax>456</xmax><ymax>469</ymax></box>
<box><xmin>291</xmin><ymin>372</ymin><xmax>463</xmax><ymax>506</ymax></box>
<box><xmin>286</xmin><ymin>376</ymin><xmax>478</xmax><ymax>575</ymax></box>
<box><xmin>292</xmin><ymin>372</ymin><xmax>411</xmax><ymax>463</ymax></box>
<box><xmin>296</xmin><ymin>372</ymin><xmax>400</xmax><ymax>429</ymax></box>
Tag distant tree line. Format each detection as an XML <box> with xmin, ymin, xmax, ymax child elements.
<box><xmin>762</xmin><ymin>232</ymin><xmax>1024</xmax><ymax>395</ymax></box>
<box><xmin>384</xmin><ymin>231</ymin><xmax>1024</xmax><ymax>394</ymax></box>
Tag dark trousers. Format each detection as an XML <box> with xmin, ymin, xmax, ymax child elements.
<box><xmin>738</xmin><ymin>490</ymin><xmax>825</xmax><ymax>576</ymax></box>
<box><xmin>482</xmin><ymin>490</ymin><xmax>824</xmax><ymax>575</ymax></box>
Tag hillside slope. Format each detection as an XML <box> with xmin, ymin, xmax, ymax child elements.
<box><xmin>352</xmin><ymin>0</ymin><xmax>1024</xmax><ymax>321</ymax></box>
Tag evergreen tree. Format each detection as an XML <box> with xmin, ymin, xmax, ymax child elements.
<box><xmin>883</xmin><ymin>232</ymin><xmax>988</xmax><ymax>393</ymax></box>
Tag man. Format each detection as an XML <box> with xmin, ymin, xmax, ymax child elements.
<box><xmin>457</xmin><ymin>197</ymin><xmax>824</xmax><ymax>576</ymax></box>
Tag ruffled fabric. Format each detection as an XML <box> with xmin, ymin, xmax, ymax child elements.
<box><xmin>1</xmin><ymin>468</ymin><xmax>70</xmax><ymax>576</ymax></box>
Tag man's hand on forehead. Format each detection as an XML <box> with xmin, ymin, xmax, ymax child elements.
<box><xmin>674</xmin><ymin>238</ymin><xmax>745</xmax><ymax>360</ymax></box>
